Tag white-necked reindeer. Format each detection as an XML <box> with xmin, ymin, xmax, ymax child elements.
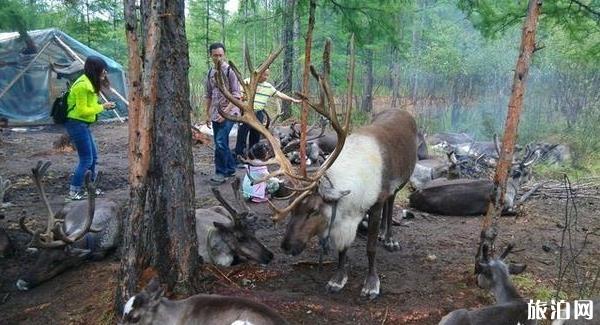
<box><xmin>439</xmin><ymin>244</ymin><xmax>532</xmax><ymax>325</ymax></box>
<box><xmin>16</xmin><ymin>161</ymin><xmax>120</xmax><ymax>290</ymax></box>
<box><xmin>121</xmin><ymin>276</ymin><xmax>287</xmax><ymax>325</ymax></box>
<box><xmin>212</xmin><ymin>39</ymin><xmax>417</xmax><ymax>299</ymax></box>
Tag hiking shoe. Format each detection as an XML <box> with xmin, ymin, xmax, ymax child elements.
<box><xmin>67</xmin><ymin>190</ymin><xmax>87</xmax><ymax>201</ymax></box>
<box><xmin>209</xmin><ymin>174</ymin><xmax>226</xmax><ymax>185</ymax></box>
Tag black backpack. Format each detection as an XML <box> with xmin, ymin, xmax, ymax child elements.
<box><xmin>50</xmin><ymin>89</ymin><xmax>71</xmax><ymax>124</ymax></box>
<box><xmin>51</xmin><ymin>79</ymin><xmax>82</xmax><ymax>124</ymax></box>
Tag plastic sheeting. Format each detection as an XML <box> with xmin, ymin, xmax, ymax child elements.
<box><xmin>0</xmin><ymin>29</ymin><xmax>128</xmax><ymax>122</ymax></box>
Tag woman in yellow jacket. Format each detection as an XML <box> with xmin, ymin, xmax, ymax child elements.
<box><xmin>64</xmin><ymin>56</ymin><xmax>115</xmax><ymax>200</ymax></box>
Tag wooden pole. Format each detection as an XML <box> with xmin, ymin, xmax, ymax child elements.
<box><xmin>299</xmin><ymin>0</ymin><xmax>316</xmax><ymax>177</ymax></box>
<box><xmin>477</xmin><ymin>0</ymin><xmax>543</xmax><ymax>264</ymax></box>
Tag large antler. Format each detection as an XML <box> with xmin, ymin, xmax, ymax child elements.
<box><xmin>20</xmin><ymin>162</ymin><xmax>95</xmax><ymax>248</ymax></box>
<box><xmin>214</xmin><ymin>36</ymin><xmax>355</xmax><ymax>222</ymax></box>
<box><xmin>55</xmin><ymin>172</ymin><xmax>95</xmax><ymax>244</ymax></box>
<box><xmin>210</xmin><ymin>177</ymin><xmax>250</xmax><ymax>226</ymax></box>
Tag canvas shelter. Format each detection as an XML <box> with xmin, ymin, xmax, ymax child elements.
<box><xmin>0</xmin><ymin>28</ymin><xmax>128</xmax><ymax>123</ymax></box>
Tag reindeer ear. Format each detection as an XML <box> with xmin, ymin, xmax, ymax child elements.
<box><xmin>144</xmin><ymin>276</ymin><xmax>164</xmax><ymax>300</ymax></box>
<box><xmin>319</xmin><ymin>178</ymin><xmax>350</xmax><ymax>202</ymax></box>
<box><xmin>213</xmin><ymin>222</ymin><xmax>231</xmax><ymax>232</ymax></box>
<box><xmin>508</xmin><ymin>263</ymin><xmax>527</xmax><ymax>275</ymax></box>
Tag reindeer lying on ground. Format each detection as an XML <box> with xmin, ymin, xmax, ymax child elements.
<box><xmin>195</xmin><ymin>178</ymin><xmax>273</xmax><ymax>266</ymax></box>
<box><xmin>212</xmin><ymin>39</ymin><xmax>417</xmax><ymax>299</ymax></box>
<box><xmin>17</xmin><ymin>161</ymin><xmax>120</xmax><ymax>291</ymax></box>
<box><xmin>409</xmin><ymin>146</ymin><xmax>540</xmax><ymax>216</ymax></box>
<box><xmin>121</xmin><ymin>276</ymin><xmax>287</xmax><ymax>325</ymax></box>
<box><xmin>439</xmin><ymin>244</ymin><xmax>531</xmax><ymax>325</ymax></box>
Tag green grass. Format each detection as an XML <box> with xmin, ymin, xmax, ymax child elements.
<box><xmin>513</xmin><ymin>274</ymin><xmax>568</xmax><ymax>301</ymax></box>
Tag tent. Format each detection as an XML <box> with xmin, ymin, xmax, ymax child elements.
<box><xmin>0</xmin><ymin>28</ymin><xmax>128</xmax><ymax>123</ymax></box>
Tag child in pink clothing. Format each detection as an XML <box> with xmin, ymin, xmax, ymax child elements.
<box><xmin>241</xmin><ymin>142</ymin><xmax>280</xmax><ymax>202</ymax></box>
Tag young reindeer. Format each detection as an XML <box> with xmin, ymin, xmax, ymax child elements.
<box><xmin>195</xmin><ymin>178</ymin><xmax>273</xmax><ymax>266</ymax></box>
<box><xmin>439</xmin><ymin>244</ymin><xmax>531</xmax><ymax>325</ymax></box>
<box><xmin>214</xmin><ymin>37</ymin><xmax>417</xmax><ymax>299</ymax></box>
<box><xmin>121</xmin><ymin>276</ymin><xmax>287</xmax><ymax>325</ymax></box>
<box><xmin>16</xmin><ymin>161</ymin><xmax>120</xmax><ymax>291</ymax></box>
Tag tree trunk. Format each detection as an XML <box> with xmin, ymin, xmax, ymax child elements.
<box><xmin>116</xmin><ymin>0</ymin><xmax>199</xmax><ymax>313</ymax></box>
<box><xmin>220</xmin><ymin>0</ymin><xmax>226</xmax><ymax>43</ymax></box>
<box><xmin>361</xmin><ymin>48</ymin><xmax>374</xmax><ymax>112</ymax></box>
<box><xmin>85</xmin><ymin>0</ymin><xmax>91</xmax><ymax>45</ymax></box>
<box><xmin>299</xmin><ymin>0</ymin><xmax>316</xmax><ymax>177</ymax></box>
<box><xmin>450</xmin><ymin>75</ymin><xmax>461</xmax><ymax>128</ymax></box>
<box><xmin>391</xmin><ymin>48</ymin><xmax>400</xmax><ymax>108</ymax></box>
<box><xmin>478</xmin><ymin>0</ymin><xmax>543</xmax><ymax>262</ymax></box>
<box><xmin>206</xmin><ymin>0</ymin><xmax>211</xmax><ymax>69</ymax></box>
<box><xmin>281</xmin><ymin>0</ymin><xmax>296</xmax><ymax>119</ymax></box>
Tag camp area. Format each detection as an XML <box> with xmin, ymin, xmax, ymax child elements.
<box><xmin>0</xmin><ymin>28</ymin><xmax>127</xmax><ymax>123</ymax></box>
<box><xmin>1</xmin><ymin>1</ymin><xmax>599</xmax><ymax>324</ymax></box>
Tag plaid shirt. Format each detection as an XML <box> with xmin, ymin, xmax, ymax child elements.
<box><xmin>204</xmin><ymin>62</ymin><xmax>242</xmax><ymax>121</ymax></box>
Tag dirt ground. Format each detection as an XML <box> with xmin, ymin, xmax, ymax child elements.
<box><xmin>0</xmin><ymin>121</ymin><xmax>598</xmax><ymax>325</ymax></box>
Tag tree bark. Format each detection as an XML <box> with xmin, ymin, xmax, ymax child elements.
<box><xmin>299</xmin><ymin>0</ymin><xmax>316</xmax><ymax>177</ymax></box>
<box><xmin>116</xmin><ymin>0</ymin><xmax>199</xmax><ymax>314</ymax></box>
<box><xmin>361</xmin><ymin>48</ymin><xmax>374</xmax><ymax>112</ymax></box>
<box><xmin>206</xmin><ymin>0</ymin><xmax>211</xmax><ymax>69</ymax></box>
<box><xmin>478</xmin><ymin>0</ymin><xmax>543</xmax><ymax>262</ymax></box>
<box><xmin>281</xmin><ymin>0</ymin><xmax>296</xmax><ymax>119</ymax></box>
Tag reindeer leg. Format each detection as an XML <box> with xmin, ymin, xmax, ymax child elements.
<box><xmin>326</xmin><ymin>248</ymin><xmax>348</xmax><ymax>293</ymax></box>
<box><xmin>361</xmin><ymin>202</ymin><xmax>382</xmax><ymax>299</ymax></box>
<box><xmin>383</xmin><ymin>195</ymin><xmax>400</xmax><ymax>252</ymax></box>
<box><xmin>378</xmin><ymin>207</ymin><xmax>386</xmax><ymax>242</ymax></box>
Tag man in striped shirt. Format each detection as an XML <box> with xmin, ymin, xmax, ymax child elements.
<box><xmin>234</xmin><ymin>68</ymin><xmax>301</xmax><ymax>166</ymax></box>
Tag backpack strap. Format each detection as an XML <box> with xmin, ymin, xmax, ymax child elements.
<box><xmin>208</xmin><ymin>66</ymin><xmax>233</xmax><ymax>92</ymax></box>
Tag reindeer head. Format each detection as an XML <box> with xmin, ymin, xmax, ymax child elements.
<box><xmin>211</xmin><ymin>178</ymin><xmax>273</xmax><ymax>265</ymax></box>
<box><xmin>121</xmin><ymin>276</ymin><xmax>164</xmax><ymax>324</ymax></box>
<box><xmin>16</xmin><ymin>161</ymin><xmax>96</xmax><ymax>291</ymax></box>
<box><xmin>504</xmin><ymin>145</ymin><xmax>540</xmax><ymax>212</ymax></box>
<box><xmin>476</xmin><ymin>244</ymin><xmax>527</xmax><ymax>291</ymax></box>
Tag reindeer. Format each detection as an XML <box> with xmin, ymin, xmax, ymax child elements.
<box><xmin>439</xmin><ymin>244</ymin><xmax>531</xmax><ymax>325</ymax></box>
<box><xmin>16</xmin><ymin>161</ymin><xmax>120</xmax><ymax>291</ymax></box>
<box><xmin>212</xmin><ymin>38</ymin><xmax>417</xmax><ymax>299</ymax></box>
<box><xmin>409</xmin><ymin>146</ymin><xmax>540</xmax><ymax>216</ymax></box>
<box><xmin>195</xmin><ymin>178</ymin><xmax>273</xmax><ymax>266</ymax></box>
<box><xmin>121</xmin><ymin>276</ymin><xmax>287</xmax><ymax>325</ymax></box>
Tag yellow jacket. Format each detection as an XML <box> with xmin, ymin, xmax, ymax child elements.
<box><xmin>67</xmin><ymin>74</ymin><xmax>104</xmax><ymax>123</ymax></box>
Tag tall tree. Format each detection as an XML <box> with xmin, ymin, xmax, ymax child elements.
<box><xmin>281</xmin><ymin>0</ymin><xmax>296</xmax><ymax>119</ymax></box>
<box><xmin>477</xmin><ymin>0</ymin><xmax>543</xmax><ymax>263</ymax></box>
<box><xmin>116</xmin><ymin>0</ymin><xmax>199</xmax><ymax>312</ymax></box>
<box><xmin>360</xmin><ymin>48</ymin><xmax>374</xmax><ymax>112</ymax></box>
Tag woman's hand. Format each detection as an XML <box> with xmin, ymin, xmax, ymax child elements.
<box><xmin>103</xmin><ymin>102</ymin><xmax>116</xmax><ymax>110</ymax></box>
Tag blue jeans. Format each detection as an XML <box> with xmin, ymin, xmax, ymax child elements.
<box><xmin>212</xmin><ymin>120</ymin><xmax>236</xmax><ymax>176</ymax></box>
<box><xmin>64</xmin><ymin>120</ymin><xmax>98</xmax><ymax>191</ymax></box>
<box><xmin>235</xmin><ymin>109</ymin><xmax>266</xmax><ymax>158</ymax></box>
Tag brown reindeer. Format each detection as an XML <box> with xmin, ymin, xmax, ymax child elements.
<box><xmin>212</xmin><ymin>38</ymin><xmax>417</xmax><ymax>299</ymax></box>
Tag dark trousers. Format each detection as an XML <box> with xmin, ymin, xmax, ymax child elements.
<box><xmin>64</xmin><ymin>119</ymin><xmax>98</xmax><ymax>191</ymax></box>
<box><xmin>235</xmin><ymin>109</ymin><xmax>266</xmax><ymax>159</ymax></box>
<box><xmin>212</xmin><ymin>119</ymin><xmax>236</xmax><ymax>176</ymax></box>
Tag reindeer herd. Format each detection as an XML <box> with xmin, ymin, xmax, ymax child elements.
<box><xmin>0</xmin><ymin>44</ymin><xmax>594</xmax><ymax>324</ymax></box>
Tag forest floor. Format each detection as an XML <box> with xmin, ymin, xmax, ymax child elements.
<box><xmin>0</xmin><ymin>121</ymin><xmax>598</xmax><ymax>325</ymax></box>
